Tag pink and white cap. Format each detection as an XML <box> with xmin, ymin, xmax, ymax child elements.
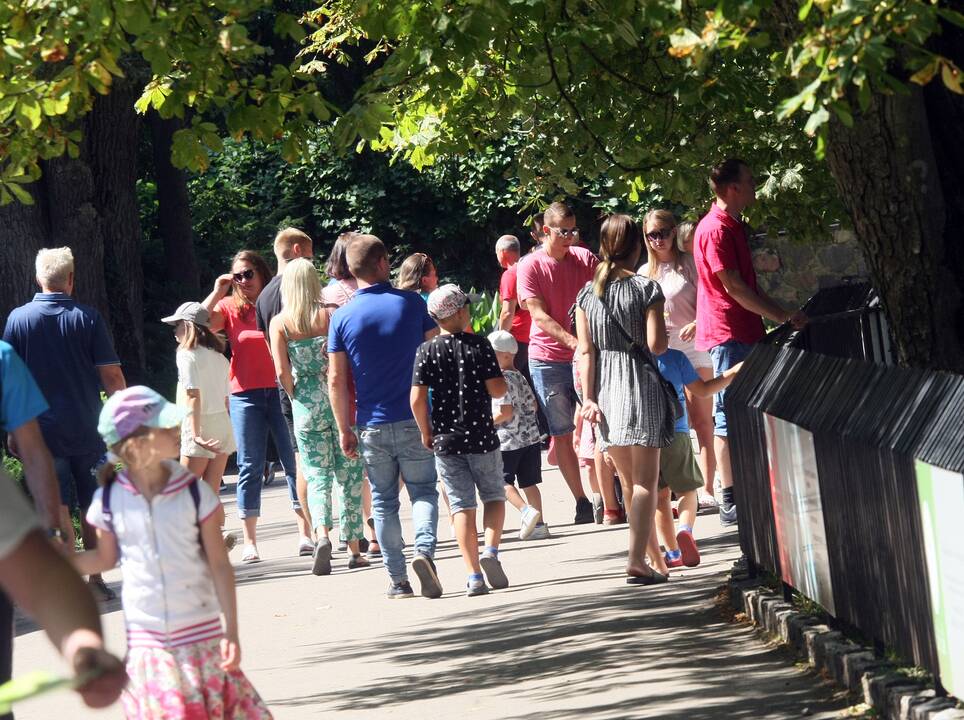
<box><xmin>98</xmin><ymin>386</ymin><xmax>188</xmax><ymax>447</ymax></box>
<box><xmin>427</xmin><ymin>284</ymin><xmax>481</xmax><ymax>320</ymax></box>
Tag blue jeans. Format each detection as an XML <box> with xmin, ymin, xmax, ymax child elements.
<box><xmin>709</xmin><ymin>340</ymin><xmax>755</xmax><ymax>437</ymax></box>
<box><xmin>229</xmin><ymin>388</ymin><xmax>299</xmax><ymax>518</ymax></box>
<box><xmin>528</xmin><ymin>359</ymin><xmax>578</xmax><ymax>436</ymax></box>
<box><xmin>358</xmin><ymin>419</ymin><xmax>439</xmax><ymax>583</ymax></box>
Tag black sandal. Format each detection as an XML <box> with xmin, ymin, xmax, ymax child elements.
<box><xmin>626</xmin><ymin>571</ymin><xmax>668</xmax><ymax>586</ymax></box>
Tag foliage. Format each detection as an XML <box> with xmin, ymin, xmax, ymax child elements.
<box><xmin>306</xmin><ymin>0</ymin><xmax>960</xmax><ymax>234</ymax></box>
<box><xmin>0</xmin><ymin>0</ymin><xmax>329</xmax><ymax>202</ymax></box>
<box><xmin>468</xmin><ymin>290</ymin><xmax>501</xmax><ymax>335</ymax></box>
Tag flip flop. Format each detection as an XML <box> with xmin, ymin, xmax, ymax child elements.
<box><xmin>626</xmin><ymin>571</ymin><xmax>668</xmax><ymax>585</ymax></box>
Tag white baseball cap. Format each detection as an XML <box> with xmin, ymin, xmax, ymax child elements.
<box><xmin>487</xmin><ymin>330</ymin><xmax>518</xmax><ymax>354</ymax></box>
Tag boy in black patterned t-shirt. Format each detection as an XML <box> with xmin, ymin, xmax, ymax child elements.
<box><xmin>411</xmin><ymin>285</ymin><xmax>509</xmax><ymax>597</ymax></box>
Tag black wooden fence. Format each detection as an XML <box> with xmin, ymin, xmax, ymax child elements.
<box><xmin>726</xmin><ymin>282</ymin><xmax>964</xmax><ymax>687</ymax></box>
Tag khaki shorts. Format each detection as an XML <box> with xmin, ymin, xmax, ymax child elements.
<box><xmin>181</xmin><ymin>411</ymin><xmax>237</xmax><ymax>459</ymax></box>
<box><xmin>658</xmin><ymin>432</ymin><xmax>704</xmax><ymax>493</ymax></box>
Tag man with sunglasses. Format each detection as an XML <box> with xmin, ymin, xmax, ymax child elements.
<box><xmin>516</xmin><ymin>202</ymin><xmax>597</xmax><ymax>524</ymax></box>
<box><xmin>693</xmin><ymin>159</ymin><xmax>808</xmax><ymax>527</ymax></box>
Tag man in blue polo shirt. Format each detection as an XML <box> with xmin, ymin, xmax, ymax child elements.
<box><xmin>328</xmin><ymin>234</ymin><xmax>443</xmax><ymax>601</ymax></box>
<box><xmin>2</xmin><ymin>247</ymin><xmax>126</xmax><ymax>601</ymax></box>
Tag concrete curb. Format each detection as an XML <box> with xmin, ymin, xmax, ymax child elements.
<box><xmin>728</xmin><ymin>570</ymin><xmax>963</xmax><ymax>720</ymax></box>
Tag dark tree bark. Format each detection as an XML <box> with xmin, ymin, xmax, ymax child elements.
<box><xmin>85</xmin><ymin>76</ymin><xmax>146</xmax><ymax>383</ymax></box>
<box><xmin>0</xmin><ymin>189</ymin><xmax>47</xmax><ymax>320</ymax></box>
<box><xmin>149</xmin><ymin>112</ymin><xmax>200</xmax><ymax>298</ymax></box>
<box><xmin>825</xmin><ymin>77</ymin><xmax>964</xmax><ymax>373</ymax></box>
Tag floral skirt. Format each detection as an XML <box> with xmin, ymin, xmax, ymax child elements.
<box><xmin>122</xmin><ymin>638</ymin><xmax>272</xmax><ymax>719</ymax></box>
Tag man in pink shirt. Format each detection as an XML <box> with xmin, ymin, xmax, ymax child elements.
<box><xmin>517</xmin><ymin>202</ymin><xmax>598</xmax><ymax>524</ymax></box>
<box><xmin>694</xmin><ymin>159</ymin><xmax>807</xmax><ymax>527</ymax></box>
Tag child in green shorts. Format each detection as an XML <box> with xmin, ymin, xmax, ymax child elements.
<box><xmin>654</xmin><ymin>349</ymin><xmax>742</xmax><ymax>570</ymax></box>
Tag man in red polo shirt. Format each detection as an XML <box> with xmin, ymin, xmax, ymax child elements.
<box><xmin>496</xmin><ymin>234</ymin><xmax>548</xmax><ymax>438</ymax></box>
<box><xmin>694</xmin><ymin>159</ymin><xmax>807</xmax><ymax>527</ymax></box>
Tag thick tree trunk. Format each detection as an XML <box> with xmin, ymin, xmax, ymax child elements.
<box><xmin>85</xmin><ymin>77</ymin><xmax>146</xmax><ymax>383</ymax></box>
<box><xmin>149</xmin><ymin>112</ymin><xmax>200</xmax><ymax>299</ymax></box>
<box><xmin>826</xmin><ymin>86</ymin><xmax>964</xmax><ymax>373</ymax></box>
<box><xmin>0</xmin><ymin>190</ymin><xmax>47</xmax><ymax>321</ymax></box>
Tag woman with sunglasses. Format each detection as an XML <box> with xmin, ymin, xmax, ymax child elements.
<box><xmin>202</xmin><ymin>249</ymin><xmax>304</xmax><ymax>563</ymax></box>
<box><xmin>639</xmin><ymin>210</ymin><xmax>718</xmax><ymax>506</ymax></box>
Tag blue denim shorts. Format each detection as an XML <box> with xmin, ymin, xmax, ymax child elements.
<box><xmin>435</xmin><ymin>450</ymin><xmax>506</xmax><ymax>513</ymax></box>
<box><xmin>528</xmin><ymin>359</ymin><xmax>578</xmax><ymax>437</ymax></box>
<box><xmin>709</xmin><ymin>340</ymin><xmax>755</xmax><ymax>437</ymax></box>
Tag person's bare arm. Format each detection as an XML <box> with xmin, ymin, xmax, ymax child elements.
<box><xmin>7</xmin><ymin>420</ymin><xmax>61</xmax><ymax>531</ymax></box>
<box><xmin>758</xmin><ymin>286</ymin><xmax>809</xmax><ymax>329</ymax></box>
<box><xmin>576</xmin><ymin>308</ymin><xmax>602</xmax><ymax>423</ymax></box>
<box><xmin>97</xmin><ymin>364</ymin><xmax>126</xmax><ymax>396</ymax></box>
<box><xmin>269</xmin><ymin>317</ymin><xmax>295</xmax><ymax>398</ymax></box>
<box><xmin>328</xmin><ymin>351</ymin><xmax>358</xmax><ymax>459</ymax></box>
<box><xmin>484</xmin><ymin>376</ymin><xmax>508</xmax><ymax>398</ymax></box>
<box><xmin>410</xmin><ymin>385</ymin><xmax>433</xmax><ymax>450</ymax></box>
<box><xmin>71</xmin><ymin>526</ymin><xmax>119</xmax><ymax>577</ymax></box>
<box><xmin>526</xmin><ymin>296</ymin><xmax>577</xmax><ymax>350</ymax></box>
<box><xmin>498</xmin><ymin>297</ymin><xmax>517</xmax><ymax>332</ymax></box>
<box><xmin>492</xmin><ymin>403</ymin><xmax>513</xmax><ymax>425</ymax></box>
<box><xmin>0</xmin><ymin>530</ymin><xmax>126</xmax><ymax>708</ymax></box>
<box><xmin>646</xmin><ymin>302</ymin><xmax>668</xmax><ymax>356</ymax></box>
<box><xmin>715</xmin><ymin>269</ymin><xmax>795</xmax><ymax>325</ymax></box>
<box><xmin>201</xmin><ymin>275</ymin><xmax>234</xmax><ymax>333</ymax></box>
<box><xmin>685</xmin><ymin>361</ymin><xmax>744</xmax><ymax>397</ymax></box>
<box><xmin>200</xmin><ymin>512</ymin><xmax>240</xmax><ymax>670</ymax></box>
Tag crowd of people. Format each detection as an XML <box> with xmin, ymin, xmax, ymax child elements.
<box><xmin>0</xmin><ymin>157</ymin><xmax>809</xmax><ymax>716</ymax></box>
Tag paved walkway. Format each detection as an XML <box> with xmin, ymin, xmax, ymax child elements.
<box><xmin>14</xmin><ymin>463</ymin><xmax>850</xmax><ymax>719</ymax></box>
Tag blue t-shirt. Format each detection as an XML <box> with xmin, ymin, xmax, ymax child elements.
<box><xmin>328</xmin><ymin>283</ymin><xmax>437</xmax><ymax>426</ymax></box>
<box><xmin>657</xmin><ymin>349</ymin><xmax>699</xmax><ymax>434</ymax></box>
<box><xmin>0</xmin><ymin>341</ymin><xmax>49</xmax><ymax>433</ymax></box>
<box><xmin>2</xmin><ymin>293</ymin><xmax>119</xmax><ymax>456</ymax></box>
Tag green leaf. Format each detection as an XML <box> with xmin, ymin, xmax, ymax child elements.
<box><xmin>6</xmin><ymin>183</ymin><xmax>33</xmax><ymax>205</ymax></box>
<box><xmin>798</xmin><ymin>0</ymin><xmax>814</xmax><ymax>22</ymax></box>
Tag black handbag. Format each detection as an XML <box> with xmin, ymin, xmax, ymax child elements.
<box><xmin>595</xmin><ymin>295</ymin><xmax>684</xmax><ymax>422</ymax></box>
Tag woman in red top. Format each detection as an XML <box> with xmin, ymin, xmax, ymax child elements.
<box><xmin>203</xmin><ymin>250</ymin><xmax>307</xmax><ymax>563</ymax></box>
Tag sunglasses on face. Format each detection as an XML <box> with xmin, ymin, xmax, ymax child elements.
<box><xmin>232</xmin><ymin>269</ymin><xmax>255</xmax><ymax>283</ymax></box>
<box><xmin>646</xmin><ymin>229</ymin><xmax>671</xmax><ymax>241</ymax></box>
<box><xmin>549</xmin><ymin>227</ymin><xmax>580</xmax><ymax>238</ymax></box>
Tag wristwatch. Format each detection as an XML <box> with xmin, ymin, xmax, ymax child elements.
<box><xmin>46</xmin><ymin>527</ymin><xmax>65</xmax><ymax>542</ymax></box>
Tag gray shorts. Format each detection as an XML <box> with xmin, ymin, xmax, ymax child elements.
<box><xmin>435</xmin><ymin>450</ymin><xmax>506</xmax><ymax>513</ymax></box>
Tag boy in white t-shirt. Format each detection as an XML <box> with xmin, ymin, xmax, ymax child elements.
<box><xmin>488</xmin><ymin>331</ymin><xmax>549</xmax><ymax>541</ymax></box>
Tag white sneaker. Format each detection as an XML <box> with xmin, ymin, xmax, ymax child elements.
<box><xmin>241</xmin><ymin>544</ymin><xmax>260</xmax><ymax>564</ymax></box>
<box><xmin>518</xmin><ymin>506</ymin><xmax>542</xmax><ymax>540</ymax></box>
<box><xmin>297</xmin><ymin>536</ymin><xmax>315</xmax><ymax>557</ymax></box>
<box><xmin>528</xmin><ymin>523</ymin><xmax>551</xmax><ymax>540</ymax></box>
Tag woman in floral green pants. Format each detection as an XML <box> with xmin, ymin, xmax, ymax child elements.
<box><xmin>269</xmin><ymin>259</ymin><xmax>367</xmax><ymax>574</ymax></box>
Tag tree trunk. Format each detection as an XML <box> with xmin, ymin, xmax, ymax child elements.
<box><xmin>0</xmin><ymin>188</ymin><xmax>47</xmax><ymax>321</ymax></box>
<box><xmin>85</xmin><ymin>77</ymin><xmax>147</xmax><ymax>383</ymax></box>
<box><xmin>825</xmin><ymin>85</ymin><xmax>964</xmax><ymax>373</ymax></box>
<box><xmin>149</xmin><ymin>112</ymin><xmax>200</xmax><ymax>299</ymax></box>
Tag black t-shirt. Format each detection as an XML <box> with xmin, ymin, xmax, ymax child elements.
<box><xmin>255</xmin><ymin>275</ymin><xmax>283</xmax><ymax>334</ymax></box>
<box><xmin>412</xmin><ymin>333</ymin><xmax>503</xmax><ymax>455</ymax></box>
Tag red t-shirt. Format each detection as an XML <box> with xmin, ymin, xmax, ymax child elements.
<box><xmin>215</xmin><ymin>297</ymin><xmax>277</xmax><ymax>393</ymax></box>
<box><xmin>499</xmin><ymin>264</ymin><xmax>531</xmax><ymax>344</ymax></box>
<box><xmin>517</xmin><ymin>245</ymin><xmax>598</xmax><ymax>363</ymax></box>
<box><xmin>693</xmin><ymin>203</ymin><xmax>765</xmax><ymax>351</ymax></box>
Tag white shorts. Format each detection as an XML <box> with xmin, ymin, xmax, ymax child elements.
<box><xmin>180</xmin><ymin>411</ymin><xmax>237</xmax><ymax>459</ymax></box>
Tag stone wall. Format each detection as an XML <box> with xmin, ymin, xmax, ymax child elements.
<box><xmin>749</xmin><ymin>227</ymin><xmax>868</xmax><ymax>310</ymax></box>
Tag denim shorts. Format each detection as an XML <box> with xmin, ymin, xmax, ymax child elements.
<box><xmin>528</xmin><ymin>359</ymin><xmax>578</xmax><ymax>437</ymax></box>
<box><xmin>435</xmin><ymin>450</ymin><xmax>506</xmax><ymax>513</ymax></box>
<box><xmin>709</xmin><ymin>340</ymin><xmax>755</xmax><ymax>437</ymax></box>
<box><xmin>54</xmin><ymin>452</ymin><xmax>103</xmax><ymax>511</ymax></box>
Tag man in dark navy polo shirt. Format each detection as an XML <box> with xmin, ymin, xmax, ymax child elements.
<box><xmin>2</xmin><ymin>247</ymin><xmax>126</xmax><ymax>601</ymax></box>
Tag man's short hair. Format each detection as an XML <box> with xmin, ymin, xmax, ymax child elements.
<box><xmin>35</xmin><ymin>247</ymin><xmax>74</xmax><ymax>290</ymax></box>
<box><xmin>495</xmin><ymin>235</ymin><xmax>520</xmax><ymax>254</ymax></box>
<box><xmin>710</xmin><ymin>159</ymin><xmax>749</xmax><ymax>195</ymax></box>
<box><xmin>543</xmin><ymin>202</ymin><xmax>575</xmax><ymax>228</ymax></box>
<box><xmin>346</xmin><ymin>234</ymin><xmax>388</xmax><ymax>280</ymax></box>
<box><xmin>274</xmin><ymin>227</ymin><xmax>313</xmax><ymax>261</ymax></box>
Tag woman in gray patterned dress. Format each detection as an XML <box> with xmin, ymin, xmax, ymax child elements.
<box><xmin>575</xmin><ymin>214</ymin><xmax>672</xmax><ymax>585</ymax></box>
